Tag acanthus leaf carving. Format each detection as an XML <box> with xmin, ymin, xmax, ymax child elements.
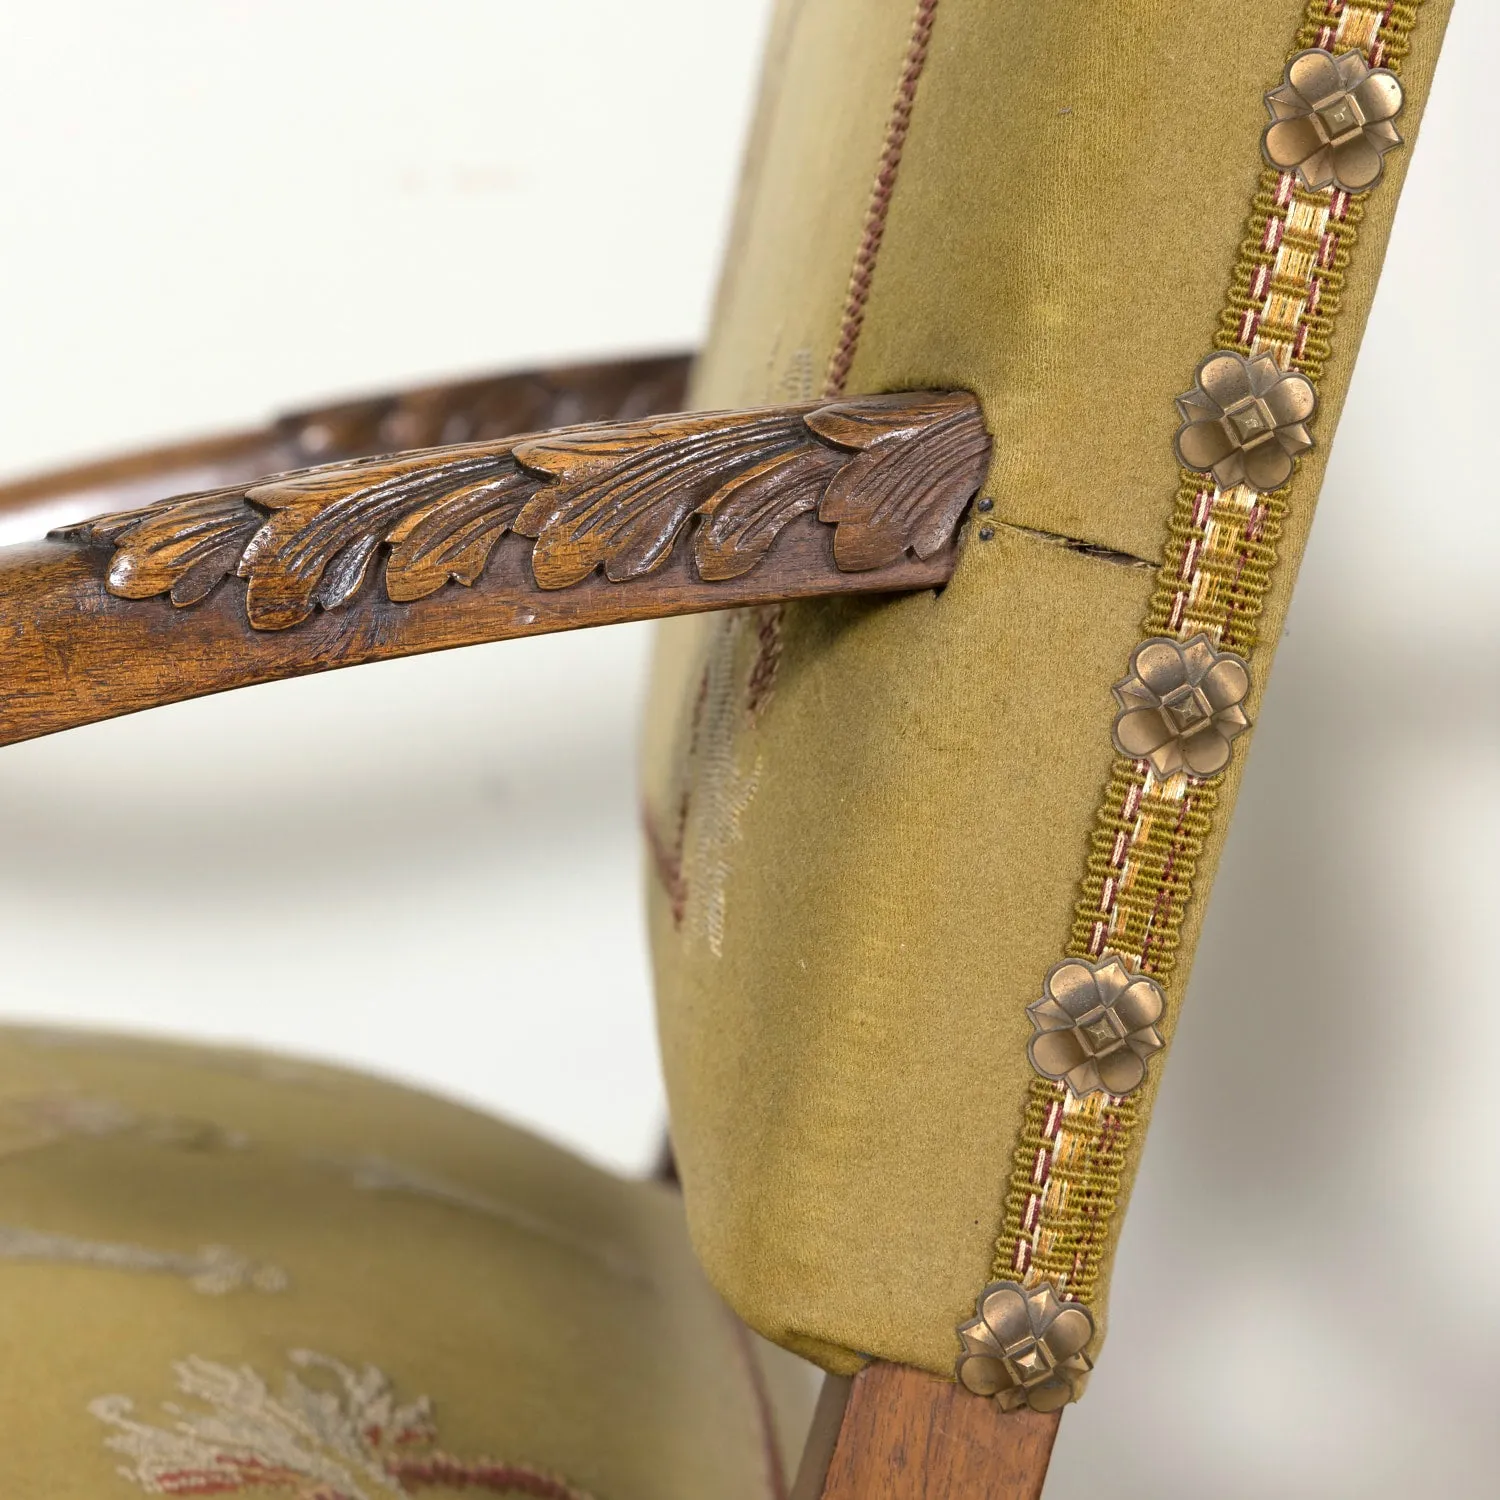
<box><xmin>53</xmin><ymin>392</ymin><xmax>990</xmax><ymax>632</ymax></box>
<box><xmin>511</xmin><ymin>410</ymin><xmax>813</xmax><ymax>588</ymax></box>
<box><xmin>809</xmin><ymin>391</ymin><xmax>995</xmax><ymax>570</ymax></box>
<box><xmin>236</xmin><ymin>447</ymin><xmax>534</xmax><ymax>630</ymax></box>
<box><xmin>384</xmin><ymin>469</ymin><xmax>540</xmax><ymax>602</ymax></box>
<box><xmin>693</xmin><ymin>446</ymin><xmax>842</xmax><ymax>581</ymax></box>
<box><xmin>80</xmin><ymin>490</ymin><xmax>265</xmax><ymax>608</ymax></box>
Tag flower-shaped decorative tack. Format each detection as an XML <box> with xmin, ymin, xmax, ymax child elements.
<box><xmin>956</xmin><ymin>1281</ymin><xmax>1094</xmax><ymax>1412</ymax></box>
<box><xmin>1112</xmin><ymin>633</ymin><xmax>1251</xmax><ymax>778</ymax></box>
<box><xmin>1174</xmin><ymin>350</ymin><xmax>1317</xmax><ymax>492</ymax></box>
<box><xmin>1262</xmin><ymin>47</ymin><xmax>1405</xmax><ymax>193</ymax></box>
<box><xmin>1027</xmin><ymin>956</ymin><xmax>1165</xmax><ymax>1098</ymax></box>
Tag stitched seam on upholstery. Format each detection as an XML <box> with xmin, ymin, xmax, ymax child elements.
<box><xmin>823</xmin><ymin>0</ymin><xmax>940</xmax><ymax>397</ymax></box>
<box><xmin>991</xmin><ymin>0</ymin><xmax>1423</xmax><ymax>1308</ymax></box>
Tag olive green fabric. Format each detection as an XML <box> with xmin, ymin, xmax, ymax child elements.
<box><xmin>0</xmin><ymin>1027</ymin><xmax>814</xmax><ymax>1499</ymax></box>
<box><xmin>646</xmin><ymin>0</ymin><xmax>1452</xmax><ymax>1375</ymax></box>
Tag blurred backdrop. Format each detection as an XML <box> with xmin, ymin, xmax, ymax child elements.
<box><xmin>0</xmin><ymin>4</ymin><xmax>1494</xmax><ymax>1496</ymax></box>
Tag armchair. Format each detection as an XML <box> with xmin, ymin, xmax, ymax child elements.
<box><xmin>0</xmin><ymin>1</ymin><xmax>1457</xmax><ymax>1497</ymax></box>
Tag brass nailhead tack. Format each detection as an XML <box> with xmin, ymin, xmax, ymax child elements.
<box><xmin>956</xmin><ymin>1281</ymin><xmax>1094</xmax><ymax>1412</ymax></box>
<box><xmin>1112</xmin><ymin>633</ymin><xmax>1251</xmax><ymax>778</ymax></box>
<box><xmin>1174</xmin><ymin>350</ymin><xmax>1317</xmax><ymax>493</ymax></box>
<box><xmin>1027</xmin><ymin>956</ymin><xmax>1165</xmax><ymax>1098</ymax></box>
<box><xmin>1263</xmin><ymin>47</ymin><xmax>1405</xmax><ymax>193</ymax></box>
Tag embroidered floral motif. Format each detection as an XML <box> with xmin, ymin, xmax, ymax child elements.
<box><xmin>1263</xmin><ymin>47</ymin><xmax>1405</xmax><ymax>192</ymax></box>
<box><xmin>1026</xmin><ymin>957</ymin><xmax>1165</xmax><ymax>1098</ymax></box>
<box><xmin>91</xmin><ymin>1350</ymin><xmax>594</xmax><ymax>1499</ymax></box>
<box><xmin>956</xmin><ymin>1281</ymin><xmax>1093</xmax><ymax>1412</ymax></box>
<box><xmin>1173</xmin><ymin>350</ymin><xmax>1317</xmax><ymax>492</ymax></box>
<box><xmin>0</xmin><ymin>1224</ymin><xmax>286</xmax><ymax>1294</ymax></box>
<box><xmin>1111</xmin><ymin>634</ymin><xmax>1252</xmax><ymax>778</ymax></box>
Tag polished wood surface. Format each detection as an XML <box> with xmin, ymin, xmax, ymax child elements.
<box><xmin>794</xmin><ymin>1365</ymin><xmax>1060</xmax><ymax>1500</ymax></box>
<box><xmin>0</xmin><ymin>390</ymin><xmax>987</xmax><ymax>747</ymax></box>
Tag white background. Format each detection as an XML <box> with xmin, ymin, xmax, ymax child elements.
<box><xmin>0</xmin><ymin>4</ymin><xmax>1494</xmax><ymax>1495</ymax></box>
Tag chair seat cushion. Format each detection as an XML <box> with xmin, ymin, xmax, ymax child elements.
<box><xmin>0</xmin><ymin>1026</ymin><xmax>812</xmax><ymax>1500</ymax></box>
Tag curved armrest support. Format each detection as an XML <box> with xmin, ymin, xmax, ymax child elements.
<box><xmin>0</xmin><ymin>353</ymin><xmax>692</xmax><ymax>542</ymax></box>
<box><xmin>0</xmin><ymin>391</ymin><xmax>989</xmax><ymax>747</ymax></box>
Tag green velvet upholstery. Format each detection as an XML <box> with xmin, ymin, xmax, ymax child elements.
<box><xmin>0</xmin><ymin>1028</ymin><xmax>813</xmax><ymax>1499</ymax></box>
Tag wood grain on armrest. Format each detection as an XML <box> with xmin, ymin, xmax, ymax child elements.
<box><xmin>0</xmin><ymin>390</ymin><xmax>988</xmax><ymax>748</ymax></box>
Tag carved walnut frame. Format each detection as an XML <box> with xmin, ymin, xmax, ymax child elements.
<box><xmin>0</xmin><ymin>355</ymin><xmax>989</xmax><ymax>750</ymax></box>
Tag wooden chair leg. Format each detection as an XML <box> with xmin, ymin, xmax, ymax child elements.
<box><xmin>792</xmin><ymin>1363</ymin><xmax>1060</xmax><ymax>1500</ymax></box>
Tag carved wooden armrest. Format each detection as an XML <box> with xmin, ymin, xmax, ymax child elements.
<box><xmin>0</xmin><ymin>390</ymin><xmax>989</xmax><ymax>748</ymax></box>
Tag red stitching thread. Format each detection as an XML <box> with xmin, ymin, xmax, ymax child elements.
<box><xmin>388</xmin><ymin>1455</ymin><xmax>592</xmax><ymax>1498</ymax></box>
<box><xmin>823</xmin><ymin>0</ymin><xmax>940</xmax><ymax>396</ymax></box>
<box><xmin>1137</xmin><ymin>791</ymin><xmax>1194</xmax><ymax>972</ymax></box>
<box><xmin>643</xmin><ymin>803</ymin><xmax>690</xmax><ymax>926</ymax></box>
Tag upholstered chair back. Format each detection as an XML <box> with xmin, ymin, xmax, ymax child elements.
<box><xmin>642</xmin><ymin>0</ymin><xmax>1450</xmax><ymax>1387</ymax></box>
